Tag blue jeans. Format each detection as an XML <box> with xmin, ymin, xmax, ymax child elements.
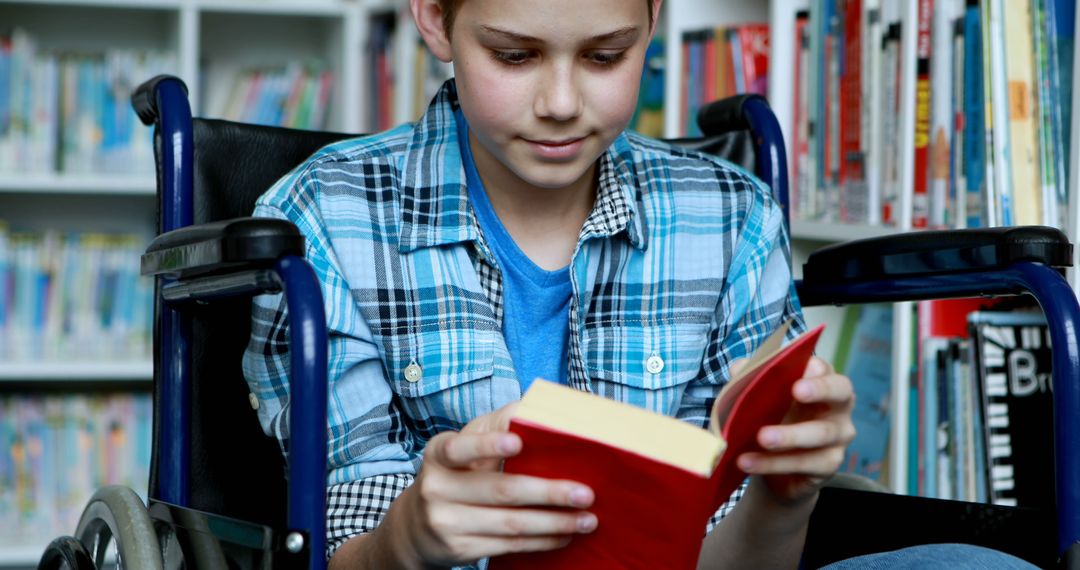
<box><xmin>818</xmin><ymin>543</ymin><xmax>1041</xmax><ymax>569</ymax></box>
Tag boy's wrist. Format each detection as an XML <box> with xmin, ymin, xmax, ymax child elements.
<box><xmin>376</xmin><ymin>484</ymin><xmax>446</xmax><ymax>570</ymax></box>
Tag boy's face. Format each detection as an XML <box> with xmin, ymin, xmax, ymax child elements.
<box><xmin>418</xmin><ymin>0</ymin><xmax>658</xmax><ymax>192</ymax></box>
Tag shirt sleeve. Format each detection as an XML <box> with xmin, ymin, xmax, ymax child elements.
<box><xmin>240</xmin><ymin>176</ymin><xmax>422</xmax><ymax>559</ymax></box>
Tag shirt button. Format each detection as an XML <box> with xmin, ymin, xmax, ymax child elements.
<box><xmin>646</xmin><ymin>355</ymin><xmax>665</xmax><ymax>374</ymax></box>
<box><xmin>248</xmin><ymin>393</ymin><xmax>260</xmax><ymax>410</ymax></box>
<box><xmin>404</xmin><ymin>361</ymin><xmax>424</xmax><ymax>383</ymax></box>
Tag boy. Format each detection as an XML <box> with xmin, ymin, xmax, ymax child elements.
<box><xmin>242</xmin><ymin>0</ymin><xmax>1033</xmax><ymax>568</ymax></box>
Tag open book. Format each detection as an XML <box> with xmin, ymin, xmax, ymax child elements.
<box><xmin>493</xmin><ymin>320</ymin><xmax>824</xmax><ymax>570</ymax></box>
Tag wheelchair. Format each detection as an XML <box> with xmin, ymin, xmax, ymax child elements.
<box><xmin>35</xmin><ymin>73</ymin><xmax>1080</xmax><ymax>569</ymax></box>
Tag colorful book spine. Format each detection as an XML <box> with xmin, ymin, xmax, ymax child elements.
<box><xmin>911</xmin><ymin>0</ymin><xmax>934</xmax><ymax>229</ymax></box>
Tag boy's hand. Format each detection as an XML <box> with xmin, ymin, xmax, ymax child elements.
<box><xmin>387</xmin><ymin>402</ymin><xmax>597</xmax><ymax>567</ymax></box>
<box><xmin>734</xmin><ymin>356</ymin><xmax>856</xmax><ymax>506</ymax></box>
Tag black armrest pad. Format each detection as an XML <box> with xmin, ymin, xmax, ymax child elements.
<box><xmin>141</xmin><ymin>217</ymin><xmax>304</xmax><ymax>278</ymax></box>
<box><xmin>802</xmin><ymin>226</ymin><xmax>1072</xmax><ymax>284</ymax></box>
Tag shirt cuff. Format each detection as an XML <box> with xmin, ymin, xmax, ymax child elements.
<box><xmin>325</xmin><ymin>473</ymin><xmax>415</xmax><ymax>560</ymax></box>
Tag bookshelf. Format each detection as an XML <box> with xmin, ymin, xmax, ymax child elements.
<box><xmin>767</xmin><ymin>0</ymin><xmax>1079</xmax><ymax>498</ymax></box>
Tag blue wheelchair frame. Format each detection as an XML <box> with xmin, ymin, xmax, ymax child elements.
<box><xmin>137</xmin><ymin>78</ymin><xmax>330</xmax><ymax>570</ymax></box>
<box><xmin>130</xmin><ymin>76</ymin><xmax>1080</xmax><ymax>569</ymax></box>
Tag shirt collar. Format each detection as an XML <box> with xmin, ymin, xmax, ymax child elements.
<box><xmin>397</xmin><ymin>79</ymin><xmax>647</xmax><ymax>254</ymax></box>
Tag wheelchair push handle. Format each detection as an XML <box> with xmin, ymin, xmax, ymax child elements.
<box><xmin>132</xmin><ymin>74</ymin><xmax>189</xmax><ymax>126</ymax></box>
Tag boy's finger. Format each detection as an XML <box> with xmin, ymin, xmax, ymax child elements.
<box><xmin>428</xmin><ymin>432</ymin><xmax>522</xmax><ymax>468</ymax></box>
<box><xmin>432</xmin><ymin>503</ymin><xmax>597</xmax><ymax>537</ymax></box>
<box><xmin>442</xmin><ymin>471</ymin><xmax>594</xmax><ymax>509</ymax></box>
<box><xmin>737</xmin><ymin>447</ymin><xmax>845</xmax><ymax>477</ymax></box>
<box><xmin>758</xmin><ymin>419</ymin><xmax>856</xmax><ymax>451</ymax></box>
<box><xmin>793</xmin><ymin>373</ymin><xmax>853</xmax><ymax>404</ymax></box>
<box><xmin>802</xmin><ymin>355</ymin><xmax>833</xmax><ymax>378</ymax></box>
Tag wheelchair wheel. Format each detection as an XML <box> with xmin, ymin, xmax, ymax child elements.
<box><xmin>37</xmin><ymin>536</ymin><xmax>95</xmax><ymax>570</ymax></box>
<box><xmin>74</xmin><ymin>485</ymin><xmax>162</xmax><ymax>570</ymax></box>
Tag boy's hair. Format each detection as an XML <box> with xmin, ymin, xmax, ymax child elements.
<box><xmin>437</xmin><ymin>0</ymin><xmax>657</xmax><ymax>38</ymax></box>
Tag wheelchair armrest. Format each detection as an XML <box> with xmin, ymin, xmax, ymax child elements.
<box><xmin>141</xmin><ymin>217</ymin><xmax>304</xmax><ymax>279</ymax></box>
<box><xmin>802</xmin><ymin>226</ymin><xmax>1072</xmax><ymax>286</ymax></box>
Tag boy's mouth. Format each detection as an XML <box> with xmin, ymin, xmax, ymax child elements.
<box><xmin>525</xmin><ymin>136</ymin><xmax>587</xmax><ymax>160</ymax></box>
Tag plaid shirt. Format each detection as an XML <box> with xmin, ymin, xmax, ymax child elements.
<box><xmin>242</xmin><ymin>80</ymin><xmax>804</xmax><ymax>565</ymax></box>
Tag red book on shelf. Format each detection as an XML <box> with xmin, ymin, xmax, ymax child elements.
<box><xmin>493</xmin><ymin>321</ymin><xmax>824</xmax><ymax>570</ymax></box>
<box><xmin>736</xmin><ymin>23</ymin><xmax>770</xmax><ymax>96</ymax></box>
<box><xmin>912</xmin><ymin>0</ymin><xmax>935</xmax><ymax>228</ymax></box>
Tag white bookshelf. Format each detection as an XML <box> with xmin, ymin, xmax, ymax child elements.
<box><xmin>0</xmin><ymin>174</ymin><xmax>156</xmax><ymax>195</ymax></box>
<box><xmin>0</xmin><ymin>361</ymin><xmax>153</xmax><ymax>381</ymax></box>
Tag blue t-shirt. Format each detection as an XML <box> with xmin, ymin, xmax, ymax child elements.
<box><xmin>455</xmin><ymin>109</ymin><xmax>572</xmax><ymax>390</ymax></box>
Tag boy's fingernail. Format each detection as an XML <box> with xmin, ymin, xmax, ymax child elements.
<box><xmin>577</xmin><ymin>514</ymin><xmax>598</xmax><ymax>532</ymax></box>
<box><xmin>761</xmin><ymin>429</ymin><xmax>781</xmax><ymax>448</ymax></box>
<box><xmin>570</xmin><ymin>487</ymin><xmax>591</xmax><ymax>507</ymax></box>
<box><xmin>738</xmin><ymin>455</ymin><xmax>757</xmax><ymax>471</ymax></box>
<box><xmin>498</xmin><ymin>436</ymin><xmax>519</xmax><ymax>454</ymax></box>
<box><xmin>795</xmin><ymin>381</ymin><xmax>816</xmax><ymax>400</ymax></box>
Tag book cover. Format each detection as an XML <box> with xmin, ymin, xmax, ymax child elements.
<box><xmin>969</xmin><ymin>311</ymin><xmax>1055</xmax><ymax>509</ymax></box>
<box><xmin>836</xmin><ymin>305</ymin><xmax>891</xmax><ymax>483</ymax></box>
<box><xmin>494</xmin><ymin>322</ymin><xmax>824</xmax><ymax>570</ymax></box>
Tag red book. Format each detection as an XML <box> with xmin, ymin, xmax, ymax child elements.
<box><xmin>912</xmin><ymin>0</ymin><xmax>935</xmax><ymax>228</ymax></box>
<box><xmin>493</xmin><ymin>321</ymin><xmax>824</xmax><ymax>570</ymax></box>
<box><xmin>839</xmin><ymin>0</ymin><xmax>864</xmax><ymax>221</ymax></box>
<box><xmin>736</xmin><ymin>23</ymin><xmax>770</xmax><ymax>96</ymax></box>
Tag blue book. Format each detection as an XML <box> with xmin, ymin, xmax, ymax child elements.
<box><xmin>0</xmin><ymin>38</ymin><xmax>11</xmax><ymax>137</ymax></box>
<box><xmin>963</xmin><ymin>4</ymin><xmax>986</xmax><ymax>228</ymax></box>
<box><xmin>839</xmin><ymin>304</ymin><xmax>892</xmax><ymax>482</ymax></box>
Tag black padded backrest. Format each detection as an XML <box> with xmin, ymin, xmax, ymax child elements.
<box><xmin>153</xmin><ymin>119</ymin><xmax>756</xmax><ymax>529</ymax></box>
<box><xmin>192</xmin><ymin>119</ymin><xmax>357</xmax><ymax>223</ymax></box>
<box><xmin>151</xmin><ymin>120</ymin><xmax>355</xmax><ymax>528</ymax></box>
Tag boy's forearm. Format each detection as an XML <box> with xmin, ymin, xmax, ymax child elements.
<box><xmin>696</xmin><ymin>477</ymin><xmax>817</xmax><ymax>570</ymax></box>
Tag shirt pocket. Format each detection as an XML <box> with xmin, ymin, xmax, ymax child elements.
<box><xmin>583</xmin><ymin>322</ymin><xmax>711</xmax><ymax>415</ymax></box>
<box><xmin>382</xmin><ymin>327</ymin><xmax>499</xmax><ymax>436</ymax></box>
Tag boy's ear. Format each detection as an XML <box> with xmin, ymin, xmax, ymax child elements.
<box><xmin>648</xmin><ymin>0</ymin><xmax>664</xmax><ymax>39</ymax></box>
<box><xmin>411</xmin><ymin>0</ymin><xmax>454</xmax><ymax>63</ymax></box>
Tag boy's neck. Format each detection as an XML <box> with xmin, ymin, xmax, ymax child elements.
<box><xmin>486</xmin><ymin>176</ymin><xmax>596</xmax><ymax>271</ymax></box>
<box><xmin>469</xmin><ymin>135</ymin><xmax>597</xmax><ymax>271</ymax></box>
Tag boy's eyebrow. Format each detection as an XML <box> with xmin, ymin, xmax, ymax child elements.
<box><xmin>477</xmin><ymin>25</ymin><xmax>641</xmax><ymax>44</ymax></box>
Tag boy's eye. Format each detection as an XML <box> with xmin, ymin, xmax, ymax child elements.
<box><xmin>490</xmin><ymin>49</ymin><xmax>534</xmax><ymax>65</ymax></box>
<box><xmin>587</xmin><ymin>51</ymin><xmax>627</xmax><ymax>66</ymax></box>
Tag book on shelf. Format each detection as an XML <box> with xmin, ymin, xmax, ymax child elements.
<box><xmin>968</xmin><ymin>310</ymin><xmax>1055</xmax><ymax>509</ymax></box>
<box><xmin>833</xmin><ymin>304</ymin><xmax>892</xmax><ymax>484</ymax></box>
<box><xmin>493</xmin><ymin>321</ymin><xmax>823</xmax><ymax>569</ymax></box>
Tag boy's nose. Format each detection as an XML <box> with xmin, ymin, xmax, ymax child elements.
<box><xmin>534</xmin><ymin>64</ymin><xmax>584</xmax><ymax>121</ymax></box>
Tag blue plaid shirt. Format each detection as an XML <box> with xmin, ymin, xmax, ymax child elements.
<box><xmin>242</xmin><ymin>80</ymin><xmax>804</xmax><ymax>562</ymax></box>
